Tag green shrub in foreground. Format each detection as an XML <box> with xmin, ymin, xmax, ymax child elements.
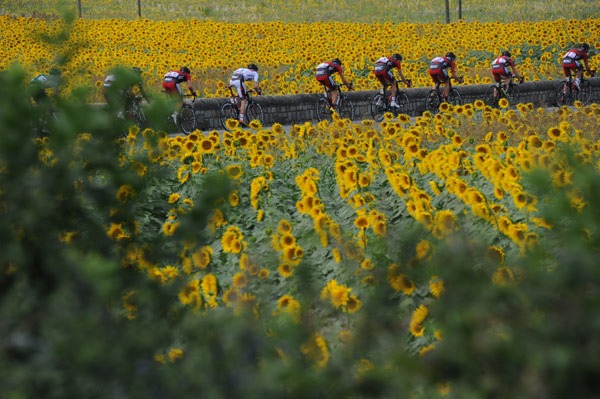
<box><xmin>2</xmin><ymin>63</ymin><xmax>600</xmax><ymax>399</ymax></box>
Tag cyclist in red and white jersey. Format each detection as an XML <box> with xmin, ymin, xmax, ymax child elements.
<box><xmin>163</xmin><ymin>66</ymin><xmax>197</xmax><ymax>98</ymax></box>
<box><xmin>561</xmin><ymin>43</ymin><xmax>594</xmax><ymax>90</ymax></box>
<box><xmin>229</xmin><ymin>63</ymin><xmax>262</xmax><ymax>126</ymax></box>
<box><xmin>315</xmin><ymin>58</ymin><xmax>353</xmax><ymax>112</ymax></box>
<box><xmin>373</xmin><ymin>53</ymin><xmax>411</xmax><ymax>108</ymax></box>
<box><xmin>491</xmin><ymin>50</ymin><xmax>523</xmax><ymax>89</ymax></box>
<box><xmin>428</xmin><ymin>52</ymin><xmax>463</xmax><ymax>101</ymax></box>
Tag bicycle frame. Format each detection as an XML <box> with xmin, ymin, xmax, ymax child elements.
<box><xmin>322</xmin><ymin>82</ymin><xmax>352</xmax><ymax>107</ymax></box>
<box><xmin>220</xmin><ymin>86</ymin><xmax>264</xmax><ymax>130</ymax></box>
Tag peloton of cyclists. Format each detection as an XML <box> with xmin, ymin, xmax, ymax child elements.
<box><xmin>373</xmin><ymin>53</ymin><xmax>411</xmax><ymax>108</ymax></box>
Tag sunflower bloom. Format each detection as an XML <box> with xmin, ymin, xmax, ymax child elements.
<box><xmin>409</xmin><ymin>304</ymin><xmax>428</xmax><ymax>337</ymax></box>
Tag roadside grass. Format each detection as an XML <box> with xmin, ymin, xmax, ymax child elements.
<box><xmin>1</xmin><ymin>0</ymin><xmax>599</xmax><ymax>23</ymax></box>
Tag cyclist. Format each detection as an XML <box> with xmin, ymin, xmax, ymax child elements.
<box><xmin>373</xmin><ymin>53</ymin><xmax>411</xmax><ymax>108</ymax></box>
<box><xmin>428</xmin><ymin>52</ymin><xmax>463</xmax><ymax>101</ymax></box>
<box><xmin>561</xmin><ymin>43</ymin><xmax>594</xmax><ymax>91</ymax></box>
<box><xmin>228</xmin><ymin>63</ymin><xmax>262</xmax><ymax>126</ymax></box>
<box><xmin>491</xmin><ymin>50</ymin><xmax>524</xmax><ymax>92</ymax></box>
<box><xmin>30</xmin><ymin>67</ymin><xmax>61</xmax><ymax>105</ymax></box>
<box><xmin>102</xmin><ymin>66</ymin><xmax>150</xmax><ymax>118</ymax></box>
<box><xmin>315</xmin><ymin>58</ymin><xmax>353</xmax><ymax>112</ymax></box>
<box><xmin>163</xmin><ymin>66</ymin><xmax>197</xmax><ymax>98</ymax></box>
<box><xmin>30</xmin><ymin>68</ymin><xmax>61</xmax><ymax>131</ymax></box>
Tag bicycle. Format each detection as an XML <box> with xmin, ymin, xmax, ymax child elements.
<box><xmin>425</xmin><ymin>77</ymin><xmax>462</xmax><ymax>114</ymax></box>
<box><xmin>164</xmin><ymin>93</ymin><xmax>198</xmax><ymax>135</ymax></box>
<box><xmin>484</xmin><ymin>76</ymin><xmax>524</xmax><ymax>108</ymax></box>
<box><xmin>219</xmin><ymin>86</ymin><xmax>264</xmax><ymax>131</ymax></box>
<box><xmin>370</xmin><ymin>79</ymin><xmax>411</xmax><ymax>122</ymax></box>
<box><xmin>124</xmin><ymin>95</ymin><xmax>147</xmax><ymax>127</ymax></box>
<box><xmin>315</xmin><ymin>82</ymin><xmax>354</xmax><ymax>122</ymax></box>
<box><xmin>556</xmin><ymin>70</ymin><xmax>595</xmax><ymax>107</ymax></box>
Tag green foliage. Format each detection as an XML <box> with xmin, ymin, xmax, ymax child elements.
<box><xmin>2</xmin><ymin>13</ymin><xmax>600</xmax><ymax>399</ymax></box>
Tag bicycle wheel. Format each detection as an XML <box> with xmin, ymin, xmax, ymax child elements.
<box><xmin>246</xmin><ymin>101</ymin><xmax>264</xmax><ymax>125</ymax></box>
<box><xmin>338</xmin><ymin>96</ymin><xmax>354</xmax><ymax>120</ymax></box>
<box><xmin>578</xmin><ymin>80</ymin><xmax>592</xmax><ymax>105</ymax></box>
<box><xmin>315</xmin><ymin>97</ymin><xmax>333</xmax><ymax>122</ymax></box>
<box><xmin>556</xmin><ymin>82</ymin><xmax>570</xmax><ymax>106</ymax></box>
<box><xmin>179</xmin><ymin>104</ymin><xmax>197</xmax><ymax>135</ymax></box>
<box><xmin>370</xmin><ymin>93</ymin><xmax>387</xmax><ymax>122</ymax></box>
<box><xmin>220</xmin><ymin>102</ymin><xmax>238</xmax><ymax>131</ymax></box>
<box><xmin>506</xmin><ymin>84</ymin><xmax>520</xmax><ymax>105</ymax></box>
<box><xmin>449</xmin><ymin>88</ymin><xmax>462</xmax><ymax>105</ymax></box>
<box><xmin>426</xmin><ymin>90</ymin><xmax>441</xmax><ymax>113</ymax></box>
<box><xmin>485</xmin><ymin>86</ymin><xmax>499</xmax><ymax>108</ymax></box>
<box><xmin>395</xmin><ymin>92</ymin><xmax>410</xmax><ymax>116</ymax></box>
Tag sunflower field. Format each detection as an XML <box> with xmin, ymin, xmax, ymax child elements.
<box><xmin>2</xmin><ymin>4</ymin><xmax>600</xmax><ymax>399</ymax></box>
<box><xmin>0</xmin><ymin>13</ymin><xmax>598</xmax><ymax>101</ymax></box>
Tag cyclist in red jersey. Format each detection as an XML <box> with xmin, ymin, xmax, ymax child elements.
<box><xmin>373</xmin><ymin>53</ymin><xmax>411</xmax><ymax>108</ymax></box>
<box><xmin>491</xmin><ymin>50</ymin><xmax>523</xmax><ymax>91</ymax></box>
<box><xmin>163</xmin><ymin>66</ymin><xmax>197</xmax><ymax>98</ymax></box>
<box><xmin>315</xmin><ymin>58</ymin><xmax>353</xmax><ymax>112</ymax></box>
<box><xmin>428</xmin><ymin>52</ymin><xmax>463</xmax><ymax>101</ymax></box>
<box><xmin>561</xmin><ymin>43</ymin><xmax>594</xmax><ymax>90</ymax></box>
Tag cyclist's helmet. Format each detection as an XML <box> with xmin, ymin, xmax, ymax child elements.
<box><xmin>180</xmin><ymin>66</ymin><xmax>191</xmax><ymax>74</ymax></box>
<box><xmin>580</xmin><ymin>43</ymin><xmax>590</xmax><ymax>51</ymax></box>
<box><xmin>49</xmin><ymin>67</ymin><xmax>61</xmax><ymax>76</ymax></box>
<box><xmin>445</xmin><ymin>52</ymin><xmax>456</xmax><ymax>61</ymax></box>
<box><xmin>248</xmin><ymin>63</ymin><xmax>258</xmax><ymax>72</ymax></box>
<box><xmin>132</xmin><ymin>66</ymin><xmax>142</xmax><ymax>75</ymax></box>
<box><xmin>392</xmin><ymin>53</ymin><xmax>403</xmax><ymax>62</ymax></box>
<box><xmin>332</xmin><ymin>58</ymin><xmax>342</xmax><ymax>66</ymax></box>
<box><xmin>502</xmin><ymin>50</ymin><xmax>511</xmax><ymax>58</ymax></box>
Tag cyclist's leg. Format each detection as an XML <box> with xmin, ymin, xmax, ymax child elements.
<box><xmin>492</xmin><ymin>72</ymin><xmax>502</xmax><ymax>97</ymax></box>
<box><xmin>574</xmin><ymin>64</ymin><xmax>584</xmax><ymax>89</ymax></box>
<box><xmin>388</xmin><ymin>73</ymin><xmax>398</xmax><ymax>105</ymax></box>
<box><xmin>561</xmin><ymin>66</ymin><xmax>571</xmax><ymax>94</ymax></box>
<box><xmin>238</xmin><ymin>82</ymin><xmax>248</xmax><ymax>123</ymax></box>
<box><xmin>375</xmin><ymin>72</ymin><xmax>387</xmax><ymax>95</ymax></box>
<box><xmin>328</xmin><ymin>77</ymin><xmax>339</xmax><ymax>108</ymax></box>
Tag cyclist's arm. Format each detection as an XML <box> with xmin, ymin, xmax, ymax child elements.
<box><xmin>397</xmin><ymin>67</ymin><xmax>409</xmax><ymax>86</ymax></box>
<box><xmin>510</xmin><ymin>66</ymin><xmax>522</xmax><ymax>80</ymax></box>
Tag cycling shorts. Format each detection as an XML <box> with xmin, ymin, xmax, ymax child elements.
<box><xmin>429</xmin><ymin>69</ymin><xmax>448</xmax><ymax>84</ymax></box>
<box><xmin>316</xmin><ymin>74</ymin><xmax>336</xmax><ymax>89</ymax></box>
<box><xmin>163</xmin><ymin>80</ymin><xmax>181</xmax><ymax>95</ymax></box>
<box><xmin>374</xmin><ymin>70</ymin><xmax>395</xmax><ymax>86</ymax></box>
<box><xmin>229</xmin><ymin>79</ymin><xmax>247</xmax><ymax>98</ymax></box>
<box><xmin>562</xmin><ymin>59</ymin><xmax>583</xmax><ymax>77</ymax></box>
